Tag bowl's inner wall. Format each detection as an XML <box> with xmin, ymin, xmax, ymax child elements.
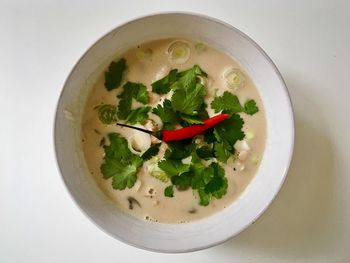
<box><xmin>55</xmin><ymin>13</ymin><xmax>293</xmax><ymax>252</ymax></box>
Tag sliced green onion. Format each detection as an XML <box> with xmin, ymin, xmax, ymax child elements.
<box><xmin>136</xmin><ymin>47</ymin><xmax>153</xmax><ymax>60</ymax></box>
<box><xmin>224</xmin><ymin>68</ymin><xmax>246</xmax><ymax>89</ymax></box>
<box><xmin>168</xmin><ymin>40</ymin><xmax>191</xmax><ymax>64</ymax></box>
<box><xmin>147</xmin><ymin>157</ymin><xmax>169</xmax><ymax>183</ymax></box>
<box><xmin>251</xmin><ymin>154</ymin><xmax>259</xmax><ymax>165</ymax></box>
<box><xmin>246</xmin><ymin>131</ymin><xmax>255</xmax><ymax>140</ymax></box>
<box><xmin>195</xmin><ymin>43</ymin><xmax>206</xmax><ymax>53</ymax></box>
<box><xmin>98</xmin><ymin>104</ymin><xmax>117</xmax><ymax>124</ymax></box>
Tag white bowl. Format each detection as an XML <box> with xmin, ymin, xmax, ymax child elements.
<box><xmin>54</xmin><ymin>13</ymin><xmax>294</xmax><ymax>253</ymax></box>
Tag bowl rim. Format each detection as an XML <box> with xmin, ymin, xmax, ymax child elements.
<box><xmin>54</xmin><ymin>11</ymin><xmax>295</xmax><ymax>253</ymax></box>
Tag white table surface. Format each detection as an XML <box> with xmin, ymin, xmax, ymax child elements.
<box><xmin>1</xmin><ymin>0</ymin><xmax>350</xmax><ymax>262</ymax></box>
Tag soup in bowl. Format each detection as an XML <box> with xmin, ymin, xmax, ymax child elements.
<box><xmin>55</xmin><ymin>13</ymin><xmax>294</xmax><ymax>252</ymax></box>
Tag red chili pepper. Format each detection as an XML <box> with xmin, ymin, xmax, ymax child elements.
<box><xmin>161</xmin><ymin>113</ymin><xmax>229</xmax><ymax>142</ymax></box>
<box><xmin>117</xmin><ymin>113</ymin><xmax>230</xmax><ymax>142</ymax></box>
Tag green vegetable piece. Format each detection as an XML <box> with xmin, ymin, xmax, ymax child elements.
<box><xmin>170</xmin><ymin>65</ymin><xmax>207</xmax><ymax>116</ymax></box>
<box><xmin>152</xmin><ymin>99</ymin><xmax>179</xmax><ymax>130</ymax></box>
<box><xmin>172</xmin><ymin>83</ymin><xmax>206</xmax><ymax>115</ymax></box>
<box><xmin>203</xmin><ymin>128</ymin><xmax>216</xmax><ymax>143</ymax></box>
<box><xmin>171</xmin><ymin>65</ymin><xmax>207</xmax><ymax>90</ymax></box>
<box><xmin>168</xmin><ymin>41</ymin><xmax>191</xmax><ymax>64</ymax></box>
<box><xmin>195</xmin><ymin>43</ymin><xmax>207</xmax><ymax>53</ymax></box>
<box><xmin>136</xmin><ymin>47</ymin><xmax>153</xmax><ymax>60</ymax></box>
<box><xmin>98</xmin><ymin>104</ymin><xmax>117</xmax><ymax>124</ymax></box>
<box><xmin>171</xmin><ymin>172</ymin><xmax>193</xmax><ymax>190</ymax></box>
<box><xmin>125</xmin><ymin>106</ymin><xmax>151</xmax><ymax>125</ymax></box>
<box><xmin>164</xmin><ymin>185</ymin><xmax>174</xmax><ymax>197</ymax></box>
<box><xmin>141</xmin><ymin>143</ymin><xmax>161</xmax><ymax>161</ymax></box>
<box><xmin>214</xmin><ymin>142</ymin><xmax>231</xmax><ymax>163</ymax></box>
<box><xmin>150</xmin><ymin>167</ymin><xmax>169</xmax><ymax>183</ymax></box>
<box><xmin>211</xmin><ymin>91</ymin><xmax>259</xmax><ymax>116</ymax></box>
<box><xmin>244</xmin><ymin>99</ymin><xmax>259</xmax><ymax>115</ymax></box>
<box><xmin>104</xmin><ymin>58</ymin><xmax>126</xmax><ymax>91</ymax></box>
<box><xmin>180</xmin><ymin>114</ymin><xmax>204</xmax><ymax>125</ymax></box>
<box><xmin>198</xmin><ymin>188</ymin><xmax>211</xmax><ymax>206</ymax></box>
<box><xmin>158</xmin><ymin>159</ymin><xmax>190</xmax><ymax>177</ymax></box>
<box><xmin>164</xmin><ymin>139</ymin><xmax>194</xmax><ymax>160</ymax></box>
<box><xmin>211</xmin><ymin>91</ymin><xmax>243</xmax><ymax>114</ymax></box>
<box><xmin>224</xmin><ymin>68</ymin><xmax>245</xmax><ymax>89</ymax></box>
<box><xmin>192</xmin><ymin>163</ymin><xmax>227</xmax><ymax>206</ymax></box>
<box><xmin>151</xmin><ymin>69</ymin><xmax>178</xmax><ymax>94</ymax></box>
<box><xmin>196</xmin><ymin>146</ymin><xmax>214</xmax><ymax>160</ymax></box>
<box><xmin>100</xmin><ymin>133</ymin><xmax>143</xmax><ymax>190</ymax></box>
<box><xmin>117</xmin><ymin>82</ymin><xmax>149</xmax><ymax>122</ymax></box>
<box><xmin>212</xmin><ymin>114</ymin><xmax>245</xmax><ymax>163</ymax></box>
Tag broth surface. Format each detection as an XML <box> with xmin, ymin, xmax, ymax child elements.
<box><xmin>82</xmin><ymin>39</ymin><xmax>266</xmax><ymax>223</ymax></box>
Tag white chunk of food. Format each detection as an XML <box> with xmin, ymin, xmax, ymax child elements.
<box><xmin>127</xmin><ymin>125</ymin><xmax>151</xmax><ymax>153</ymax></box>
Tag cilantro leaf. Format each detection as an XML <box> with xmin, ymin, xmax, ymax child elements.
<box><xmin>171</xmin><ymin>83</ymin><xmax>206</xmax><ymax>115</ymax></box>
<box><xmin>158</xmin><ymin>159</ymin><xmax>190</xmax><ymax>177</ymax></box>
<box><xmin>215</xmin><ymin>114</ymin><xmax>245</xmax><ymax>146</ymax></box>
<box><xmin>198</xmin><ymin>189</ymin><xmax>211</xmax><ymax>206</ymax></box>
<box><xmin>164</xmin><ymin>139</ymin><xmax>194</xmax><ymax>160</ymax></box>
<box><xmin>164</xmin><ymin>185</ymin><xmax>174</xmax><ymax>197</ymax></box>
<box><xmin>203</xmin><ymin>128</ymin><xmax>216</xmax><ymax>143</ymax></box>
<box><xmin>104</xmin><ymin>58</ymin><xmax>126</xmax><ymax>91</ymax></box>
<box><xmin>192</xmin><ymin>163</ymin><xmax>227</xmax><ymax>206</ymax></box>
<box><xmin>170</xmin><ymin>65</ymin><xmax>207</xmax><ymax>116</ymax></box>
<box><xmin>211</xmin><ymin>91</ymin><xmax>243</xmax><ymax>114</ymax></box>
<box><xmin>111</xmin><ymin>159</ymin><xmax>142</xmax><ymax>189</ymax></box>
<box><xmin>151</xmin><ymin>69</ymin><xmax>178</xmax><ymax>94</ymax></box>
<box><xmin>214</xmin><ymin>142</ymin><xmax>231</xmax><ymax>162</ymax></box>
<box><xmin>197</xmin><ymin>102</ymin><xmax>210</xmax><ymax>120</ymax></box>
<box><xmin>152</xmin><ymin>99</ymin><xmax>179</xmax><ymax>130</ymax></box>
<box><xmin>207</xmin><ymin>163</ymin><xmax>227</xmax><ymax>199</ymax></box>
<box><xmin>180</xmin><ymin>114</ymin><xmax>204</xmax><ymax>125</ymax></box>
<box><xmin>100</xmin><ymin>133</ymin><xmax>143</xmax><ymax>190</ymax></box>
<box><xmin>141</xmin><ymin>143</ymin><xmax>161</xmax><ymax>161</ymax></box>
<box><xmin>191</xmin><ymin>163</ymin><xmax>211</xmax><ymax>189</ymax></box>
<box><xmin>125</xmin><ymin>106</ymin><xmax>151</xmax><ymax>124</ymax></box>
<box><xmin>196</xmin><ymin>146</ymin><xmax>214</xmax><ymax>160</ymax></box>
<box><xmin>244</xmin><ymin>99</ymin><xmax>259</xmax><ymax>115</ymax></box>
<box><xmin>171</xmin><ymin>172</ymin><xmax>193</xmax><ymax>190</ymax></box>
<box><xmin>117</xmin><ymin>82</ymin><xmax>149</xmax><ymax>121</ymax></box>
<box><xmin>211</xmin><ymin>91</ymin><xmax>259</xmax><ymax>116</ymax></box>
<box><xmin>171</xmin><ymin>65</ymin><xmax>207</xmax><ymax>91</ymax></box>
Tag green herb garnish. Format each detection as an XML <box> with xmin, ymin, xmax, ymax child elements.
<box><xmin>104</xmin><ymin>58</ymin><xmax>127</xmax><ymax>91</ymax></box>
<box><xmin>211</xmin><ymin>91</ymin><xmax>259</xmax><ymax>115</ymax></box>
<box><xmin>141</xmin><ymin>143</ymin><xmax>161</xmax><ymax>161</ymax></box>
<box><xmin>100</xmin><ymin>133</ymin><xmax>143</xmax><ymax>190</ymax></box>
<box><xmin>158</xmin><ymin>159</ymin><xmax>190</xmax><ymax>177</ymax></box>
<box><xmin>164</xmin><ymin>185</ymin><xmax>174</xmax><ymax>197</ymax></box>
<box><xmin>152</xmin><ymin>99</ymin><xmax>179</xmax><ymax>130</ymax></box>
<box><xmin>244</xmin><ymin>99</ymin><xmax>259</xmax><ymax>115</ymax></box>
<box><xmin>98</xmin><ymin>104</ymin><xmax>117</xmax><ymax>124</ymax></box>
<box><xmin>151</xmin><ymin>69</ymin><xmax>178</xmax><ymax>94</ymax></box>
<box><xmin>117</xmin><ymin>82</ymin><xmax>150</xmax><ymax>124</ymax></box>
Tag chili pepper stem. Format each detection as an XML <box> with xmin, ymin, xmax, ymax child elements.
<box><xmin>116</xmin><ymin>123</ymin><xmax>163</xmax><ymax>140</ymax></box>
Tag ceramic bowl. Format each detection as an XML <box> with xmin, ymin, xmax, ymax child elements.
<box><xmin>54</xmin><ymin>13</ymin><xmax>294</xmax><ymax>253</ymax></box>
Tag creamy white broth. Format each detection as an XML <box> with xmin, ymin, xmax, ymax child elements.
<box><xmin>82</xmin><ymin>38</ymin><xmax>266</xmax><ymax>223</ymax></box>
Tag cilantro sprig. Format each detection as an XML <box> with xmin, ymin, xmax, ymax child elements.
<box><xmin>117</xmin><ymin>82</ymin><xmax>150</xmax><ymax>124</ymax></box>
<box><xmin>152</xmin><ymin>65</ymin><xmax>208</xmax><ymax>128</ymax></box>
<box><xmin>100</xmin><ymin>133</ymin><xmax>143</xmax><ymax>190</ymax></box>
<box><xmin>211</xmin><ymin>91</ymin><xmax>259</xmax><ymax>115</ymax></box>
<box><xmin>104</xmin><ymin>58</ymin><xmax>127</xmax><ymax>91</ymax></box>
